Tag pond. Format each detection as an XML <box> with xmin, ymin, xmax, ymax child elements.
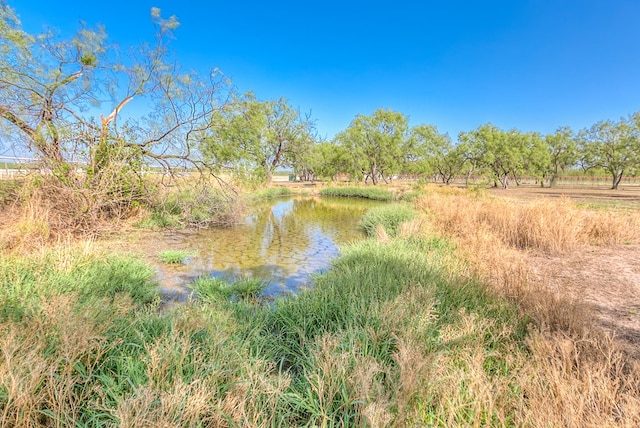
<box><xmin>156</xmin><ymin>196</ymin><xmax>382</xmax><ymax>302</ymax></box>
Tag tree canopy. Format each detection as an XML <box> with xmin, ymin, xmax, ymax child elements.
<box><xmin>201</xmin><ymin>93</ymin><xmax>316</xmax><ymax>185</ymax></box>
<box><xmin>579</xmin><ymin>115</ymin><xmax>640</xmax><ymax>189</ymax></box>
<box><xmin>2</xmin><ymin>2</ymin><xmax>639</xmax><ymax>202</ymax></box>
<box><xmin>334</xmin><ymin>108</ymin><xmax>410</xmax><ymax>185</ymax></box>
<box><xmin>0</xmin><ymin>4</ymin><xmax>229</xmax><ymax>174</ymax></box>
<box><xmin>411</xmin><ymin>124</ymin><xmax>464</xmax><ymax>184</ymax></box>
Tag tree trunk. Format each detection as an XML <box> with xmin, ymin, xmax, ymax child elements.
<box><xmin>501</xmin><ymin>174</ymin><xmax>509</xmax><ymax>189</ymax></box>
<box><xmin>612</xmin><ymin>171</ymin><xmax>623</xmax><ymax>190</ymax></box>
<box><xmin>370</xmin><ymin>164</ymin><xmax>377</xmax><ymax>185</ymax></box>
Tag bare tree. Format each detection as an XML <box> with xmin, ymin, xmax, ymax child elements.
<box><xmin>0</xmin><ymin>3</ymin><xmax>231</xmax><ymax>228</ymax></box>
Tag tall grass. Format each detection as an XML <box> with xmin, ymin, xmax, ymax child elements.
<box><xmin>0</xmin><ymin>240</ymin><xmax>291</xmax><ymax>426</ymax></box>
<box><xmin>250</xmin><ymin>186</ymin><xmax>294</xmax><ymax>200</ymax></box>
<box><xmin>320</xmin><ymin>186</ymin><xmax>394</xmax><ymax>201</ymax></box>
<box><xmin>416</xmin><ymin>190</ymin><xmax>640</xmax><ymax>254</ymax></box>
<box><xmin>359</xmin><ymin>204</ymin><xmax>416</xmax><ymax>237</ymax></box>
<box><xmin>247</xmin><ymin>237</ymin><xmax>528</xmax><ymax>426</ymax></box>
<box><xmin>0</xmin><ymin>242</ymin><xmax>157</xmax><ymax>321</ymax></box>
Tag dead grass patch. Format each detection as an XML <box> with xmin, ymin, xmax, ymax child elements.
<box><xmin>414</xmin><ymin>187</ymin><xmax>640</xmax><ymax>427</ymax></box>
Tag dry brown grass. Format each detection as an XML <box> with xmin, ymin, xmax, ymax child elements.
<box><xmin>413</xmin><ymin>187</ymin><xmax>640</xmax><ymax>427</ymax></box>
<box><xmin>417</xmin><ymin>189</ymin><xmax>640</xmax><ymax>255</ymax></box>
<box><xmin>0</xmin><ymin>294</ymin><xmax>131</xmax><ymax>427</ymax></box>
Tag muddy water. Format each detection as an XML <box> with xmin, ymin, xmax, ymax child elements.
<box><xmin>156</xmin><ymin>197</ymin><xmax>381</xmax><ymax>300</ymax></box>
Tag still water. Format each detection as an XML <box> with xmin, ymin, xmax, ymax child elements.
<box><xmin>157</xmin><ymin>197</ymin><xmax>381</xmax><ymax>300</ymax></box>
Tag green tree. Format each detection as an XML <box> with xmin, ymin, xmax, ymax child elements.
<box><xmin>306</xmin><ymin>142</ymin><xmax>351</xmax><ymax>181</ymax></box>
<box><xmin>202</xmin><ymin>93</ymin><xmax>316</xmax><ymax>185</ymax></box>
<box><xmin>521</xmin><ymin>132</ymin><xmax>550</xmax><ymax>187</ymax></box>
<box><xmin>411</xmin><ymin>124</ymin><xmax>465</xmax><ymax>184</ymax></box>
<box><xmin>334</xmin><ymin>108</ymin><xmax>409</xmax><ymax>185</ymax></box>
<box><xmin>288</xmin><ymin>134</ymin><xmax>318</xmax><ymax>182</ymax></box>
<box><xmin>545</xmin><ymin>126</ymin><xmax>578</xmax><ymax>187</ymax></box>
<box><xmin>580</xmin><ymin>116</ymin><xmax>639</xmax><ymax>189</ymax></box>
<box><xmin>459</xmin><ymin>123</ymin><xmax>527</xmax><ymax>188</ymax></box>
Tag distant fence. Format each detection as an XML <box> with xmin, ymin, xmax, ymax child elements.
<box><xmin>0</xmin><ymin>156</ymin><xmax>37</xmax><ymax>179</ymax></box>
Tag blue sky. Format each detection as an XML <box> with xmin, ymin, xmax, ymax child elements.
<box><xmin>8</xmin><ymin>0</ymin><xmax>640</xmax><ymax>141</ymax></box>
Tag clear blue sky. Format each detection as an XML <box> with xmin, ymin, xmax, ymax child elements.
<box><xmin>8</xmin><ymin>0</ymin><xmax>640</xmax><ymax>141</ymax></box>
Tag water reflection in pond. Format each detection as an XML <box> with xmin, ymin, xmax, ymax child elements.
<box><xmin>158</xmin><ymin>197</ymin><xmax>382</xmax><ymax>298</ymax></box>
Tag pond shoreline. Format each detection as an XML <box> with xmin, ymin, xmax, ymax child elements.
<box><xmin>113</xmin><ymin>196</ymin><xmax>383</xmax><ymax>306</ymax></box>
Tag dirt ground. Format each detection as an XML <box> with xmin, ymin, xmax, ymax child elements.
<box><xmin>490</xmin><ymin>185</ymin><xmax>640</xmax><ymax>351</ymax></box>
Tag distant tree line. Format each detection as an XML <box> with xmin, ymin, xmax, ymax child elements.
<box><xmin>201</xmin><ymin>100</ymin><xmax>640</xmax><ymax>190</ymax></box>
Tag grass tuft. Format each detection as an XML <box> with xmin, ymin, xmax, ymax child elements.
<box><xmin>251</xmin><ymin>187</ymin><xmax>294</xmax><ymax>200</ymax></box>
<box><xmin>320</xmin><ymin>186</ymin><xmax>394</xmax><ymax>201</ymax></box>
<box><xmin>157</xmin><ymin>249</ymin><xmax>196</xmax><ymax>264</ymax></box>
<box><xmin>192</xmin><ymin>276</ymin><xmax>268</xmax><ymax>302</ymax></box>
<box><xmin>359</xmin><ymin>204</ymin><xmax>416</xmax><ymax>237</ymax></box>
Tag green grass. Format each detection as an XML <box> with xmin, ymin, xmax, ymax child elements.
<box><xmin>136</xmin><ymin>185</ymin><xmax>244</xmax><ymax>229</ymax></box>
<box><xmin>359</xmin><ymin>203</ymin><xmax>417</xmax><ymax>237</ymax></box>
<box><xmin>399</xmin><ymin>189</ymin><xmax>425</xmax><ymax>202</ymax></box>
<box><xmin>0</xmin><ymin>250</ymin><xmax>159</xmax><ymax>321</ymax></box>
<box><xmin>319</xmin><ymin>186</ymin><xmax>394</xmax><ymax>201</ymax></box>
<box><xmin>157</xmin><ymin>249</ymin><xmax>195</xmax><ymax>264</ymax></box>
<box><xmin>250</xmin><ymin>186</ymin><xmax>294</xmax><ymax>200</ymax></box>
<box><xmin>242</xmin><ymin>237</ymin><xmax>526</xmax><ymax>425</ymax></box>
<box><xmin>134</xmin><ymin>211</ymin><xmax>182</xmax><ymax>229</ymax></box>
<box><xmin>191</xmin><ymin>276</ymin><xmax>268</xmax><ymax>301</ymax></box>
<box><xmin>0</xmin><ymin>234</ymin><xmax>532</xmax><ymax>426</ymax></box>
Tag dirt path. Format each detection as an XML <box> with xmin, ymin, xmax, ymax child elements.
<box><xmin>526</xmin><ymin>245</ymin><xmax>640</xmax><ymax>348</ymax></box>
<box><xmin>488</xmin><ymin>184</ymin><xmax>640</xmax><ymax>209</ymax></box>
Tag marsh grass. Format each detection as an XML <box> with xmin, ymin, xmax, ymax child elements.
<box><xmin>250</xmin><ymin>186</ymin><xmax>294</xmax><ymax>200</ymax></box>
<box><xmin>320</xmin><ymin>186</ymin><xmax>394</xmax><ymax>201</ymax></box>
<box><xmin>244</xmin><ymin>237</ymin><xmax>531</xmax><ymax>426</ymax></box>
<box><xmin>192</xmin><ymin>276</ymin><xmax>268</xmax><ymax>301</ymax></box>
<box><xmin>359</xmin><ymin>204</ymin><xmax>416</xmax><ymax>237</ymax></box>
<box><xmin>157</xmin><ymin>249</ymin><xmax>196</xmax><ymax>265</ymax></box>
